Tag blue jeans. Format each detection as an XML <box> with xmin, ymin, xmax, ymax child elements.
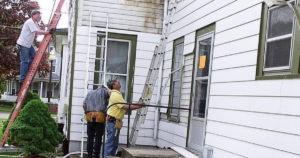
<box><xmin>19</xmin><ymin>45</ymin><xmax>36</xmax><ymax>83</ymax></box>
<box><xmin>104</xmin><ymin>122</ymin><xmax>120</xmax><ymax>157</ymax></box>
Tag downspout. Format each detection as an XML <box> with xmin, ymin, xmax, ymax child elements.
<box><xmin>153</xmin><ymin>0</ymin><xmax>169</xmax><ymax>139</ymax></box>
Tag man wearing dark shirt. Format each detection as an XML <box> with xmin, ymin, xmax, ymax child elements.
<box><xmin>83</xmin><ymin>86</ymin><xmax>110</xmax><ymax>158</ymax></box>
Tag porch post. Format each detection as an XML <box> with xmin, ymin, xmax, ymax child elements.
<box><xmin>40</xmin><ymin>82</ymin><xmax>43</xmax><ymax>98</ymax></box>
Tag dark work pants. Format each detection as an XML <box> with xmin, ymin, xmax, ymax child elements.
<box><xmin>87</xmin><ymin>118</ymin><xmax>105</xmax><ymax>156</ymax></box>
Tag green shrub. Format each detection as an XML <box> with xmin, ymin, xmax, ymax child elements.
<box><xmin>7</xmin><ymin>99</ymin><xmax>62</xmax><ymax>155</ymax></box>
<box><xmin>2</xmin><ymin>91</ymin><xmax>41</xmax><ymax>135</ymax></box>
<box><xmin>0</xmin><ymin>100</ymin><xmax>15</xmax><ymax>107</ymax></box>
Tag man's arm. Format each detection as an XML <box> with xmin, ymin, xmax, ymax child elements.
<box><xmin>35</xmin><ymin>30</ymin><xmax>51</xmax><ymax>35</ymax></box>
<box><xmin>122</xmin><ymin>104</ymin><xmax>144</xmax><ymax>111</ymax></box>
<box><xmin>83</xmin><ymin>104</ymin><xmax>87</xmax><ymax>113</ymax></box>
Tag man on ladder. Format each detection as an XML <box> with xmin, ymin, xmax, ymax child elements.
<box><xmin>17</xmin><ymin>10</ymin><xmax>55</xmax><ymax>88</ymax></box>
<box><xmin>83</xmin><ymin>86</ymin><xmax>111</xmax><ymax>158</ymax></box>
<box><xmin>104</xmin><ymin>78</ymin><xmax>145</xmax><ymax>157</ymax></box>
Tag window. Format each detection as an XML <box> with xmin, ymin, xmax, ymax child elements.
<box><xmin>93</xmin><ymin>33</ymin><xmax>137</xmax><ymax>102</ymax></box>
<box><xmin>11</xmin><ymin>81</ymin><xmax>16</xmax><ymax>95</ymax></box>
<box><xmin>168</xmin><ymin>37</ymin><xmax>184</xmax><ymax>122</ymax></box>
<box><xmin>103</xmin><ymin>39</ymin><xmax>130</xmax><ymax>98</ymax></box>
<box><xmin>257</xmin><ymin>2</ymin><xmax>300</xmax><ymax>79</ymax></box>
<box><xmin>193</xmin><ymin>37</ymin><xmax>212</xmax><ymax>118</ymax></box>
<box><xmin>51</xmin><ymin>59</ymin><xmax>56</xmax><ymax>73</ymax></box>
<box><xmin>32</xmin><ymin>82</ymin><xmax>39</xmax><ymax>94</ymax></box>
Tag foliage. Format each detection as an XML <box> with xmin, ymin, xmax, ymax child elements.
<box><xmin>2</xmin><ymin>91</ymin><xmax>40</xmax><ymax>134</ymax></box>
<box><xmin>0</xmin><ymin>100</ymin><xmax>14</xmax><ymax>107</ymax></box>
<box><xmin>0</xmin><ymin>0</ymin><xmax>50</xmax><ymax>80</ymax></box>
<box><xmin>7</xmin><ymin>99</ymin><xmax>62</xmax><ymax>155</ymax></box>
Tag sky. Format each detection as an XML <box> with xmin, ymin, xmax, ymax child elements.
<box><xmin>35</xmin><ymin>0</ymin><xmax>69</xmax><ymax>28</ymax></box>
<box><xmin>34</xmin><ymin>0</ymin><xmax>69</xmax><ymax>41</ymax></box>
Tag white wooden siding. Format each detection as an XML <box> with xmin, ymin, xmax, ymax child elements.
<box><xmin>156</xmin><ymin>0</ymin><xmax>300</xmax><ymax>157</ymax></box>
<box><xmin>69</xmin><ymin>26</ymin><xmax>161</xmax><ymax>147</ymax></box>
<box><xmin>77</xmin><ymin>0</ymin><xmax>164</xmax><ymax>34</ymax></box>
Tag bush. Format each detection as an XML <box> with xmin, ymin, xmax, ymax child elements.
<box><xmin>0</xmin><ymin>100</ymin><xmax>15</xmax><ymax>108</ymax></box>
<box><xmin>7</xmin><ymin>99</ymin><xmax>62</xmax><ymax>155</ymax></box>
<box><xmin>2</xmin><ymin>91</ymin><xmax>40</xmax><ymax>134</ymax></box>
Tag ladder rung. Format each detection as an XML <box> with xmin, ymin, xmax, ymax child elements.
<box><xmin>90</xmin><ymin>45</ymin><xmax>105</xmax><ymax>48</ymax></box>
<box><xmin>90</xmin><ymin>32</ymin><xmax>106</xmax><ymax>36</ymax></box>
<box><xmin>89</xmin><ymin>57</ymin><xmax>105</xmax><ymax>60</ymax></box>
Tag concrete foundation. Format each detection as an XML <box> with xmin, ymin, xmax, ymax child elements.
<box><xmin>122</xmin><ymin>148</ymin><xmax>184</xmax><ymax>158</ymax></box>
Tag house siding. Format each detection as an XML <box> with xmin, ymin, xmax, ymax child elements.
<box><xmin>68</xmin><ymin>26</ymin><xmax>161</xmax><ymax>151</ymax></box>
<box><xmin>77</xmin><ymin>0</ymin><xmax>164</xmax><ymax>34</ymax></box>
<box><xmin>157</xmin><ymin>0</ymin><xmax>300</xmax><ymax>157</ymax></box>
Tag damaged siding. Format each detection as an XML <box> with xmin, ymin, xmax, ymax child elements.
<box><xmin>79</xmin><ymin>0</ymin><xmax>164</xmax><ymax>34</ymax></box>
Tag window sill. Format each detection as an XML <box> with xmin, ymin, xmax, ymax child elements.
<box><xmin>256</xmin><ymin>74</ymin><xmax>300</xmax><ymax>80</ymax></box>
<box><xmin>167</xmin><ymin>115</ymin><xmax>180</xmax><ymax>123</ymax></box>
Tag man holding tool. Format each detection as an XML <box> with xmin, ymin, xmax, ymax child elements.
<box><xmin>83</xmin><ymin>86</ymin><xmax>111</xmax><ymax>158</ymax></box>
<box><xmin>17</xmin><ymin>10</ymin><xmax>55</xmax><ymax>86</ymax></box>
<box><xmin>104</xmin><ymin>78</ymin><xmax>145</xmax><ymax>157</ymax></box>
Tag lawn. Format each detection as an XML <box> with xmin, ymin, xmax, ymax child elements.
<box><xmin>0</xmin><ymin>107</ymin><xmax>12</xmax><ymax>113</ymax></box>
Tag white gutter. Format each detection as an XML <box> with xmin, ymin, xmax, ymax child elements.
<box><xmin>153</xmin><ymin>0</ymin><xmax>169</xmax><ymax>139</ymax></box>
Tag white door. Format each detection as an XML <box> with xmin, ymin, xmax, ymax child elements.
<box><xmin>188</xmin><ymin>33</ymin><xmax>214</xmax><ymax>152</ymax></box>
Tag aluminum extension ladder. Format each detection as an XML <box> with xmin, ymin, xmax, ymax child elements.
<box><xmin>0</xmin><ymin>0</ymin><xmax>65</xmax><ymax>147</ymax></box>
<box><xmin>80</xmin><ymin>12</ymin><xmax>109</xmax><ymax>158</ymax></box>
<box><xmin>129</xmin><ymin>1</ymin><xmax>178</xmax><ymax>145</ymax></box>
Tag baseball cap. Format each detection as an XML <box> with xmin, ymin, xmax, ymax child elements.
<box><xmin>31</xmin><ymin>10</ymin><xmax>41</xmax><ymax>15</ymax></box>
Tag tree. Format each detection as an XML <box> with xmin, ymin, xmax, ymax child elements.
<box><xmin>2</xmin><ymin>91</ymin><xmax>40</xmax><ymax>134</ymax></box>
<box><xmin>0</xmin><ymin>0</ymin><xmax>50</xmax><ymax>80</ymax></box>
<box><xmin>7</xmin><ymin>99</ymin><xmax>62</xmax><ymax>156</ymax></box>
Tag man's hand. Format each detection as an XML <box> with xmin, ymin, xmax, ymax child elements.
<box><xmin>49</xmin><ymin>28</ymin><xmax>56</xmax><ymax>34</ymax></box>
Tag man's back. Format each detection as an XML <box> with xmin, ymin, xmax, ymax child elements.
<box><xmin>84</xmin><ymin>87</ymin><xmax>110</xmax><ymax>112</ymax></box>
<box><xmin>17</xmin><ymin>18</ymin><xmax>39</xmax><ymax>48</ymax></box>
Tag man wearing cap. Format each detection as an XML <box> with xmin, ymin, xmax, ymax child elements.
<box><xmin>17</xmin><ymin>10</ymin><xmax>55</xmax><ymax>87</ymax></box>
<box><xmin>104</xmin><ymin>78</ymin><xmax>145</xmax><ymax>157</ymax></box>
<box><xmin>83</xmin><ymin>85</ymin><xmax>111</xmax><ymax>158</ymax></box>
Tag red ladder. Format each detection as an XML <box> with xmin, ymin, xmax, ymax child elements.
<box><xmin>0</xmin><ymin>0</ymin><xmax>65</xmax><ymax>147</ymax></box>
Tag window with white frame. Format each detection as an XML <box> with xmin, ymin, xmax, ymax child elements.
<box><xmin>32</xmin><ymin>82</ymin><xmax>39</xmax><ymax>94</ymax></box>
<box><xmin>169</xmin><ymin>40</ymin><xmax>184</xmax><ymax>121</ymax></box>
<box><xmin>51</xmin><ymin>59</ymin><xmax>56</xmax><ymax>73</ymax></box>
<box><xmin>264</xmin><ymin>3</ymin><xmax>295</xmax><ymax>72</ymax></box>
<box><xmin>101</xmin><ymin>39</ymin><xmax>131</xmax><ymax>98</ymax></box>
<box><xmin>11</xmin><ymin>81</ymin><xmax>16</xmax><ymax>95</ymax></box>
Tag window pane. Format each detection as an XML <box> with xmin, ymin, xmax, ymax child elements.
<box><xmin>197</xmin><ymin>38</ymin><xmax>212</xmax><ymax>77</ymax></box>
<box><xmin>265</xmin><ymin>38</ymin><xmax>291</xmax><ymax>68</ymax></box>
<box><xmin>106</xmin><ymin>40</ymin><xmax>129</xmax><ymax>74</ymax></box>
<box><xmin>171</xmin><ymin>81</ymin><xmax>180</xmax><ymax>115</ymax></box>
<box><xmin>173</xmin><ymin>44</ymin><xmax>184</xmax><ymax>80</ymax></box>
<box><xmin>268</xmin><ymin>5</ymin><xmax>294</xmax><ymax>38</ymax></box>
<box><xmin>33</xmin><ymin>82</ymin><xmax>38</xmax><ymax>89</ymax></box>
<box><xmin>105</xmin><ymin>74</ymin><xmax>127</xmax><ymax>99</ymax></box>
<box><xmin>193</xmin><ymin>80</ymin><xmax>207</xmax><ymax>118</ymax></box>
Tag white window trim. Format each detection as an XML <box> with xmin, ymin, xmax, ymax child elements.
<box><xmin>170</xmin><ymin>43</ymin><xmax>184</xmax><ymax>117</ymax></box>
<box><xmin>188</xmin><ymin>33</ymin><xmax>214</xmax><ymax>152</ymax></box>
<box><xmin>100</xmin><ymin>38</ymin><xmax>131</xmax><ymax>99</ymax></box>
<box><xmin>263</xmin><ymin>2</ymin><xmax>296</xmax><ymax>72</ymax></box>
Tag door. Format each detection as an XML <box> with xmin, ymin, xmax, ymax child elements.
<box><xmin>188</xmin><ymin>33</ymin><xmax>214</xmax><ymax>151</ymax></box>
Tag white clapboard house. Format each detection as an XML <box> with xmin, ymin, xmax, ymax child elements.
<box><xmin>59</xmin><ymin>0</ymin><xmax>300</xmax><ymax>157</ymax></box>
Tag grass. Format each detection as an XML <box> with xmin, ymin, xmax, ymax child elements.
<box><xmin>0</xmin><ymin>107</ymin><xmax>12</xmax><ymax>113</ymax></box>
